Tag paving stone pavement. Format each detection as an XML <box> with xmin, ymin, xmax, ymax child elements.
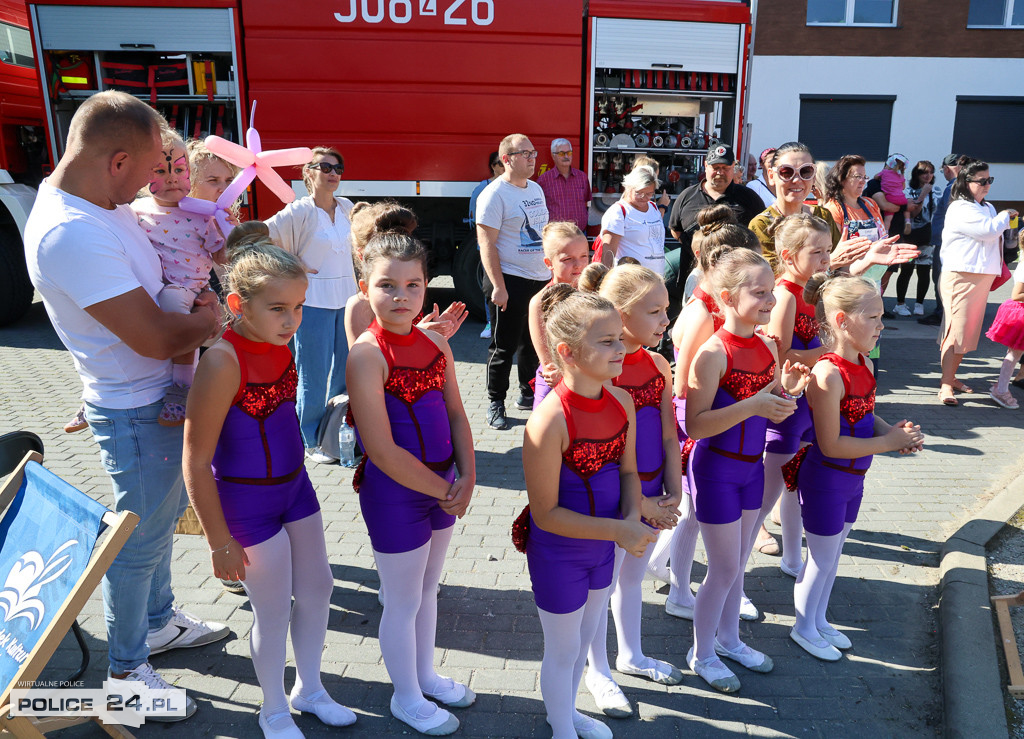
<box><xmin>2</xmin><ymin>283</ymin><xmax>1022</xmax><ymax>739</ymax></box>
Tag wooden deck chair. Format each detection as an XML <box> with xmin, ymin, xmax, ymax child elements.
<box><xmin>0</xmin><ymin>452</ymin><xmax>138</xmax><ymax>738</ymax></box>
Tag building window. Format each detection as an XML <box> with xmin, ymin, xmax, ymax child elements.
<box><xmin>798</xmin><ymin>96</ymin><xmax>895</xmax><ymax>162</ymax></box>
<box><xmin>952</xmin><ymin>97</ymin><xmax>1024</xmax><ymax>164</ymax></box>
<box><xmin>967</xmin><ymin>0</ymin><xmax>1024</xmax><ymax>26</ymax></box>
<box><xmin>807</xmin><ymin>0</ymin><xmax>897</xmax><ymax>25</ymax></box>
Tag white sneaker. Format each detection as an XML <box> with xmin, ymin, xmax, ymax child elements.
<box><xmin>913</xmin><ymin>303</ymin><xmax>925</xmax><ymax>315</ymax></box>
<box><xmin>305</xmin><ymin>447</ymin><xmax>337</xmax><ymax>465</ymax></box>
<box><xmin>106</xmin><ymin>662</ymin><xmax>196</xmax><ymax>722</ymax></box>
<box><xmin>893</xmin><ymin>303</ymin><xmax>912</xmax><ymax>316</ymax></box>
<box><xmin>148</xmin><ymin>607</ymin><xmax>230</xmax><ymax>655</ymax></box>
<box><xmin>479</xmin><ymin>323</ymin><xmax>492</xmax><ymax>339</ymax></box>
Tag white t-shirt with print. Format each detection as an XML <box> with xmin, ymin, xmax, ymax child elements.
<box><xmin>601</xmin><ymin>200</ymin><xmax>667</xmax><ymax>276</ymax></box>
<box><xmin>476</xmin><ymin>178</ymin><xmax>549</xmax><ymax>281</ymax></box>
<box><xmin>25</xmin><ymin>182</ymin><xmax>171</xmax><ymax>409</ymax></box>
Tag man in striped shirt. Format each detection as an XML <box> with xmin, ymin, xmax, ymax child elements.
<box><xmin>537</xmin><ymin>138</ymin><xmax>591</xmax><ymax>232</ymax></box>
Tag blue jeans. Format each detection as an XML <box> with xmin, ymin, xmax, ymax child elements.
<box><xmin>293</xmin><ymin>305</ymin><xmax>348</xmax><ymax>447</ymax></box>
<box><xmin>84</xmin><ymin>400</ymin><xmax>188</xmax><ymax>674</ymax></box>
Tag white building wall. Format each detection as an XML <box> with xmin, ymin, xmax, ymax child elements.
<box><xmin>747</xmin><ymin>55</ymin><xmax>1024</xmax><ymax>201</ymax></box>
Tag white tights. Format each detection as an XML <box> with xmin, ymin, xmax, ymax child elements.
<box><xmin>692</xmin><ymin>510</ymin><xmax>759</xmax><ymax>660</ymax></box>
<box><xmin>374</xmin><ymin>526</ymin><xmax>453</xmax><ymax>718</ymax></box>
<box><xmin>540</xmin><ymin>588</ymin><xmax>611</xmax><ymax>739</ymax></box>
<box><xmin>994</xmin><ymin>348</ymin><xmax>1024</xmax><ymax>394</ymax></box>
<box><xmin>793</xmin><ymin>523</ymin><xmax>852</xmax><ymax>642</ymax></box>
<box><xmin>668</xmin><ymin>494</ymin><xmax>700</xmax><ymax>607</ymax></box>
<box><xmin>243</xmin><ymin>512</ymin><xmax>335</xmax><ymax>716</ymax></box>
<box><xmin>759</xmin><ymin>450</ymin><xmax>805</xmax><ymax>573</ymax></box>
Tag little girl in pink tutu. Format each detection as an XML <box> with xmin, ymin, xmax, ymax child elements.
<box><xmin>986</xmin><ymin>254</ymin><xmax>1024</xmax><ymax>410</ymax></box>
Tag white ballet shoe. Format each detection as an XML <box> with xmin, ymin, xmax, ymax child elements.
<box><xmin>584</xmin><ymin>670</ymin><xmax>632</xmax><ymax>718</ymax></box>
<box><xmin>739</xmin><ymin>595</ymin><xmax>759</xmax><ymax>621</ymax></box>
<box><xmin>665</xmin><ymin>597</ymin><xmax>695</xmax><ymax>620</ymax></box>
<box><xmin>713</xmin><ymin>639</ymin><xmax>774</xmax><ymax>673</ymax></box>
<box><xmin>687</xmin><ymin>647</ymin><xmax>741</xmax><ymax>693</ymax></box>
<box><xmin>571</xmin><ymin>710</ymin><xmax>613</xmax><ymax>739</ymax></box>
<box><xmin>780</xmin><ymin>559</ymin><xmax>804</xmax><ymax>579</ymax></box>
<box><xmin>390</xmin><ymin>696</ymin><xmax>459</xmax><ymax>736</ymax></box>
<box><xmin>615</xmin><ymin>656</ymin><xmax>683</xmax><ymax>685</ymax></box>
<box><xmin>259</xmin><ymin>708</ymin><xmax>304</xmax><ymax>738</ymax></box>
<box><xmin>645</xmin><ymin>561</ymin><xmax>671</xmax><ymax>584</ymax></box>
<box><xmin>790</xmin><ymin>628</ymin><xmax>841</xmax><ymax>662</ymax></box>
<box><xmin>817</xmin><ymin>624</ymin><xmax>852</xmax><ymax>650</ymax></box>
<box><xmin>289</xmin><ymin>688</ymin><xmax>356</xmax><ymax>727</ymax></box>
<box><xmin>422</xmin><ymin>676</ymin><xmax>476</xmax><ymax>708</ymax></box>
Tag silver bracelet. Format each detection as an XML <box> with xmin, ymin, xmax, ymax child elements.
<box><xmin>780</xmin><ymin>390</ymin><xmax>804</xmax><ymax>401</ymax></box>
<box><xmin>210</xmin><ymin>538</ymin><xmax>235</xmax><ymax>555</ymax></box>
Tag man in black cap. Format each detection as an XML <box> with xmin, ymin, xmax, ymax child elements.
<box><xmin>919</xmin><ymin>153</ymin><xmax>962</xmax><ymax>325</ymax></box>
<box><xmin>667</xmin><ymin>143</ymin><xmax>765</xmax><ymax>273</ymax></box>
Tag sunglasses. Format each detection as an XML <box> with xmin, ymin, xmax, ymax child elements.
<box><xmin>774</xmin><ymin>164</ymin><xmax>816</xmax><ymax>182</ymax></box>
<box><xmin>554</xmin><ymin>150</ymin><xmax>573</xmax><ymax>158</ymax></box>
<box><xmin>510</xmin><ymin>149</ymin><xmax>539</xmax><ymax>160</ymax></box>
<box><xmin>308</xmin><ymin>162</ymin><xmax>344</xmax><ymax>174</ymax></box>
<box><xmin>969</xmin><ymin>176</ymin><xmax>995</xmax><ymax>185</ymax></box>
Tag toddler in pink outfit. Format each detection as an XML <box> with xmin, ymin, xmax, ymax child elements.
<box><xmin>876</xmin><ymin>153</ymin><xmax>908</xmax><ymax>232</ymax></box>
<box><xmin>132</xmin><ymin>129</ymin><xmax>225</xmax><ymax>425</ymax></box>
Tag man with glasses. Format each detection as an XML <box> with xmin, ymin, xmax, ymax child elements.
<box><xmin>667</xmin><ymin>144</ymin><xmax>765</xmax><ymax>273</ymax></box>
<box><xmin>537</xmin><ymin>138</ymin><xmax>590</xmax><ymax>232</ymax></box>
<box><xmin>476</xmin><ymin>133</ymin><xmax>550</xmax><ymax>429</ymax></box>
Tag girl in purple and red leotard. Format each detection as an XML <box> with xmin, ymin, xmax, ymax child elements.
<box><xmin>522</xmin><ymin>285</ymin><xmax>656</xmax><ymax>739</ymax></box>
<box><xmin>183</xmin><ymin>223</ymin><xmax>355</xmax><ymax>739</ymax></box>
<box><xmin>685</xmin><ymin>248</ymin><xmax>811</xmax><ymax>693</ymax></box>
<box><xmin>758</xmin><ymin>214</ymin><xmax>832</xmax><ymax>578</ymax></box>
<box><xmin>782</xmin><ymin>273</ymin><xmax>922</xmax><ymax>661</ymax></box>
<box><xmin>576</xmin><ymin>264</ymin><xmax>682</xmax><ymax>717</ymax></box>
<box><xmin>527</xmin><ymin>222</ymin><xmax>591</xmax><ymax>410</ymax></box>
<box><xmin>346</xmin><ymin>233</ymin><xmax>476</xmax><ymax>737</ymax></box>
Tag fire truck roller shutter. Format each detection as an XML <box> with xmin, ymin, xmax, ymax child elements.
<box><xmin>593</xmin><ymin>18</ymin><xmax>742</xmax><ymax>76</ymax></box>
<box><xmin>35</xmin><ymin>6</ymin><xmax>233</xmax><ymax>53</ymax></box>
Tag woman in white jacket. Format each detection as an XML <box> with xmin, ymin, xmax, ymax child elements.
<box><xmin>937</xmin><ymin>160</ymin><xmax>1018</xmax><ymax>406</ymax></box>
<box><xmin>267</xmin><ymin>146</ymin><xmax>357</xmax><ymax>462</ymax></box>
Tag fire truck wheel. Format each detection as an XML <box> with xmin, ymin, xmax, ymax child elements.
<box><xmin>0</xmin><ymin>224</ymin><xmax>32</xmax><ymax>327</ymax></box>
<box><xmin>452</xmin><ymin>239</ymin><xmax>487</xmax><ymax>323</ymax></box>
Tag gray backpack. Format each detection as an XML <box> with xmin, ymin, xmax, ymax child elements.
<box><xmin>315</xmin><ymin>394</ymin><xmax>350</xmax><ymax>460</ymax></box>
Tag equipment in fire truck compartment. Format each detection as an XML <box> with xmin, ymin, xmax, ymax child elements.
<box><xmin>590</xmin><ymin>66</ymin><xmax>737</xmax><ymax>201</ymax></box>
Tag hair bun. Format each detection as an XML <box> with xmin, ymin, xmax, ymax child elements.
<box><xmin>578</xmin><ymin>262</ymin><xmax>609</xmax><ymax>293</ymax></box>
<box><xmin>540</xmin><ymin>282</ymin><xmax>576</xmax><ymax>318</ymax></box>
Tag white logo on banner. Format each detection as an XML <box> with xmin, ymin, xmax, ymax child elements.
<box><xmin>0</xmin><ymin>540</ymin><xmax>76</xmax><ymax>631</ymax></box>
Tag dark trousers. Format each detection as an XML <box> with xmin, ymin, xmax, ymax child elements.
<box><xmin>483</xmin><ymin>272</ymin><xmax>548</xmax><ymax>403</ymax></box>
<box><xmin>931</xmin><ymin>244</ymin><xmax>944</xmax><ymax>317</ymax></box>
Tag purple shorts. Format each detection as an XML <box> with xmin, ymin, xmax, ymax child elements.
<box><xmin>765</xmin><ymin>395</ymin><xmax>814</xmax><ymax>456</ymax></box>
<box><xmin>527</xmin><ymin>520</ymin><xmax>615</xmax><ymax>614</ymax></box>
<box><xmin>359</xmin><ymin>461</ymin><xmax>456</xmax><ymax>554</ymax></box>
<box><xmin>797</xmin><ymin>455</ymin><xmax>865</xmax><ymax>537</ymax></box>
<box><xmin>688</xmin><ymin>443</ymin><xmax>764</xmax><ymax>525</ymax></box>
<box><xmin>218</xmin><ymin>468</ymin><xmax>321</xmax><ymax>548</ymax></box>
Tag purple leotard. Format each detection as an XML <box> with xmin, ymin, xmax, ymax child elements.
<box><xmin>352</xmin><ymin>321</ymin><xmax>456</xmax><ymax>554</ymax></box>
<box><xmin>614</xmin><ymin>348</ymin><xmax>665</xmax><ymax>498</ymax></box>
<box><xmin>688</xmin><ymin>329</ymin><xmax>776</xmax><ymax>525</ymax></box>
<box><xmin>793</xmin><ymin>353</ymin><xmax>876</xmax><ymax>537</ymax></box>
<box><xmin>527</xmin><ymin>383</ymin><xmax>628</xmax><ymax>614</ymax></box>
<box><xmin>213</xmin><ymin>329</ymin><xmax>320</xmax><ymax>548</ymax></box>
<box><xmin>533</xmin><ymin>365</ymin><xmax>552</xmax><ymax>410</ymax></box>
<box><xmin>766</xmin><ymin>279</ymin><xmax>820</xmax><ymax>456</ymax></box>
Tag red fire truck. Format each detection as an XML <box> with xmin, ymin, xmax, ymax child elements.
<box><xmin>0</xmin><ymin>0</ymin><xmax>47</xmax><ymax>326</ymax></box>
<box><xmin>28</xmin><ymin>0</ymin><xmax>751</xmax><ymax>319</ymax></box>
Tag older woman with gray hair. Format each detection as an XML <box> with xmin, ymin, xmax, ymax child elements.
<box><xmin>599</xmin><ymin>165</ymin><xmax>667</xmax><ymax>273</ymax></box>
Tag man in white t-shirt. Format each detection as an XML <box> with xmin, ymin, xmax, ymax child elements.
<box><xmin>476</xmin><ymin>133</ymin><xmax>549</xmax><ymax>429</ymax></box>
<box><xmin>24</xmin><ymin>91</ymin><xmax>227</xmax><ymax>720</ymax></box>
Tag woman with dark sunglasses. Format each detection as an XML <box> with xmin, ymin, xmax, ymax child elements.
<box><xmin>936</xmin><ymin>160</ymin><xmax>1018</xmax><ymax>406</ymax></box>
<box><xmin>267</xmin><ymin>146</ymin><xmax>358</xmax><ymax>463</ymax></box>
<box><xmin>748</xmin><ymin>142</ymin><xmax>843</xmax><ymax>271</ymax></box>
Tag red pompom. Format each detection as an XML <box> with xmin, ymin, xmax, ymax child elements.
<box><xmin>781</xmin><ymin>446</ymin><xmax>810</xmax><ymax>492</ymax></box>
<box><xmin>511</xmin><ymin>505</ymin><xmax>531</xmax><ymax>553</ymax></box>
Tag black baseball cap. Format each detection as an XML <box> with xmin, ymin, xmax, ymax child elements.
<box><xmin>706</xmin><ymin>144</ymin><xmax>735</xmax><ymax>166</ymax></box>
<box><xmin>942</xmin><ymin>153</ymin><xmax>960</xmax><ymax>167</ymax></box>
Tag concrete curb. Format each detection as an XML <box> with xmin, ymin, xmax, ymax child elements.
<box><xmin>941</xmin><ymin>467</ymin><xmax>1024</xmax><ymax>739</ymax></box>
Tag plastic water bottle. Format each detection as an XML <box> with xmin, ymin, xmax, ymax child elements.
<box><xmin>338</xmin><ymin>423</ymin><xmax>357</xmax><ymax>468</ymax></box>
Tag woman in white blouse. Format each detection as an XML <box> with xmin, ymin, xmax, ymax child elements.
<box><xmin>268</xmin><ymin>146</ymin><xmax>357</xmax><ymax>462</ymax></box>
<box><xmin>937</xmin><ymin>160</ymin><xmax>1018</xmax><ymax>406</ymax></box>
<box><xmin>599</xmin><ymin>166</ymin><xmax>666</xmax><ymax>275</ymax></box>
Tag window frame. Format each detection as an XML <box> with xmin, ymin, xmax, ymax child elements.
<box><xmin>806</xmin><ymin>0</ymin><xmax>900</xmax><ymax>27</ymax></box>
<box><xmin>966</xmin><ymin>0</ymin><xmax>1024</xmax><ymax>28</ymax></box>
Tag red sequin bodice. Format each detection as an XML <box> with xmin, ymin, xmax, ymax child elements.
<box><xmin>369</xmin><ymin>321</ymin><xmax>446</xmax><ymax>406</ymax></box>
<box><xmin>237</xmin><ymin>364</ymin><xmax>297</xmax><ymax>419</ymax></box>
<box><xmin>614</xmin><ymin>349</ymin><xmax>664</xmax><ymax>411</ymax></box>
<box><xmin>779</xmin><ymin>279</ymin><xmax>820</xmax><ymax>346</ymax></box>
<box><xmin>718</xmin><ymin>330</ymin><xmax>776</xmax><ymax>401</ymax></box>
<box><xmin>555</xmin><ymin>383</ymin><xmax>628</xmax><ymax>480</ymax></box>
<box><xmin>692</xmin><ymin>286</ymin><xmax>725</xmax><ymax>332</ymax></box>
<box><xmin>821</xmin><ymin>352</ymin><xmax>876</xmax><ymax>425</ymax></box>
